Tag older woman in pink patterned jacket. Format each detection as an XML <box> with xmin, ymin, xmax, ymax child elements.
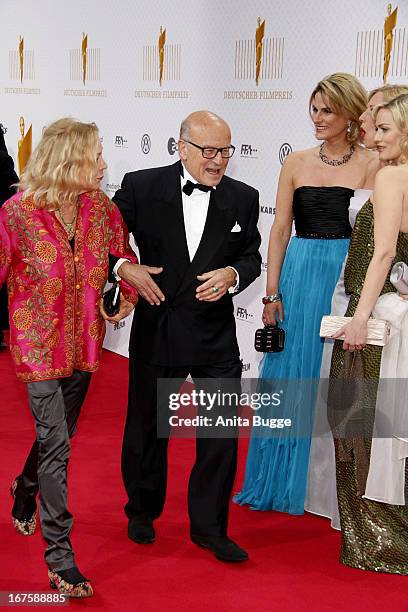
<box><xmin>0</xmin><ymin>118</ymin><xmax>137</xmax><ymax>598</ymax></box>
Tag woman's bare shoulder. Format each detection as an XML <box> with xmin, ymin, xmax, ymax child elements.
<box><xmin>283</xmin><ymin>146</ymin><xmax>318</xmax><ymax>166</ymax></box>
<box><xmin>376</xmin><ymin>164</ymin><xmax>408</xmax><ymax>182</ymax></box>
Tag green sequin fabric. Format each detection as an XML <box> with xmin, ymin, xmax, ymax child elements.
<box><xmin>330</xmin><ymin>199</ymin><xmax>408</xmax><ymax>574</ymax></box>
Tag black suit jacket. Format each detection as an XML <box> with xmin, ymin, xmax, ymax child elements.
<box><xmin>0</xmin><ymin>151</ymin><xmax>18</xmax><ymax>206</ymax></box>
<box><xmin>113</xmin><ymin>161</ymin><xmax>261</xmax><ymax>366</ymax></box>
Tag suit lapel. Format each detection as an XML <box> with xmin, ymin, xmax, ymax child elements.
<box><xmin>158</xmin><ymin>162</ymin><xmax>190</xmax><ymax>280</ymax></box>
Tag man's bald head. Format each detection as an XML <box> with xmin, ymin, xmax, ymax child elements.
<box><xmin>179</xmin><ymin>111</ymin><xmax>231</xmax><ymax>142</ymax></box>
<box><xmin>178</xmin><ymin>110</ymin><xmax>233</xmax><ymax>187</ymax></box>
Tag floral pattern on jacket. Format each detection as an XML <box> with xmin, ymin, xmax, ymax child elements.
<box><xmin>0</xmin><ymin>189</ymin><xmax>138</xmax><ymax>382</ymax></box>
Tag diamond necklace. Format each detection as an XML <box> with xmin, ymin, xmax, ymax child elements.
<box><xmin>319</xmin><ymin>142</ymin><xmax>355</xmax><ymax>166</ymax></box>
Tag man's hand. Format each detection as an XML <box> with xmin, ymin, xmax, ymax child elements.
<box><xmin>118</xmin><ymin>261</ymin><xmax>164</xmax><ymax>306</ymax></box>
<box><xmin>196</xmin><ymin>268</ymin><xmax>236</xmax><ymax>302</ymax></box>
<box><xmin>100</xmin><ymin>293</ymin><xmax>135</xmax><ymax>324</ymax></box>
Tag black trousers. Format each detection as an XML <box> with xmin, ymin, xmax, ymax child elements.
<box><xmin>122</xmin><ymin>358</ymin><xmax>242</xmax><ymax>537</ymax></box>
<box><xmin>15</xmin><ymin>371</ymin><xmax>91</xmax><ymax>570</ymax></box>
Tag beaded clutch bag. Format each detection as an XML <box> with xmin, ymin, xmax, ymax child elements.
<box><xmin>254</xmin><ymin>324</ymin><xmax>285</xmax><ymax>352</ymax></box>
<box><xmin>320</xmin><ymin>316</ymin><xmax>390</xmax><ymax>346</ymax></box>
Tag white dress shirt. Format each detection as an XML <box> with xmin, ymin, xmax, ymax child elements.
<box><xmin>114</xmin><ymin>163</ymin><xmax>239</xmax><ymax>291</ymax></box>
<box><xmin>181</xmin><ymin>166</ymin><xmax>212</xmax><ymax>260</ymax></box>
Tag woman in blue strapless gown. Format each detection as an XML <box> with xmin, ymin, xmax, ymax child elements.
<box><xmin>234</xmin><ymin>73</ymin><xmax>377</xmax><ymax>514</ymax></box>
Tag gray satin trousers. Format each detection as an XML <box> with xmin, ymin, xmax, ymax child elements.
<box><xmin>18</xmin><ymin>371</ymin><xmax>92</xmax><ymax>570</ymax></box>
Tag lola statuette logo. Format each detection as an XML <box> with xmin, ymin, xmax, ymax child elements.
<box><xmin>69</xmin><ymin>33</ymin><xmax>100</xmax><ymax>85</ymax></box>
<box><xmin>224</xmin><ymin>18</ymin><xmax>292</xmax><ymax>102</ymax></box>
<box><xmin>143</xmin><ymin>26</ymin><xmax>180</xmax><ymax>86</ymax></box>
<box><xmin>234</xmin><ymin>17</ymin><xmax>284</xmax><ymax>84</ymax></box>
<box><xmin>9</xmin><ymin>35</ymin><xmax>35</xmax><ymax>82</ymax></box>
<box><xmin>18</xmin><ymin>116</ymin><xmax>32</xmax><ymax>174</ymax></box>
<box><xmin>65</xmin><ymin>33</ymin><xmax>106</xmax><ymax>97</ymax></box>
<box><xmin>18</xmin><ymin>35</ymin><xmax>24</xmax><ymax>83</ymax></box>
<box><xmin>5</xmin><ymin>36</ymin><xmax>39</xmax><ymax>95</ymax></box>
<box><xmin>136</xmin><ymin>27</ymin><xmax>189</xmax><ymax>99</ymax></box>
<box><xmin>384</xmin><ymin>3</ymin><xmax>398</xmax><ymax>83</ymax></box>
<box><xmin>355</xmin><ymin>3</ymin><xmax>401</xmax><ymax>82</ymax></box>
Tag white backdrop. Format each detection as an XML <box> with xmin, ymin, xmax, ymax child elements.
<box><xmin>1</xmin><ymin>0</ymin><xmax>407</xmax><ymax>375</ymax></box>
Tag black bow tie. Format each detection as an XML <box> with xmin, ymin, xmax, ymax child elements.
<box><xmin>182</xmin><ymin>180</ymin><xmax>213</xmax><ymax>196</ymax></box>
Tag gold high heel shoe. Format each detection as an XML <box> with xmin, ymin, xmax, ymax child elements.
<box><xmin>48</xmin><ymin>569</ymin><xmax>93</xmax><ymax>598</ymax></box>
<box><xmin>10</xmin><ymin>477</ymin><xmax>37</xmax><ymax>536</ymax></box>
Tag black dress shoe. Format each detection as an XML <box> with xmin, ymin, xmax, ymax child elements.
<box><xmin>191</xmin><ymin>534</ymin><xmax>249</xmax><ymax>562</ymax></box>
<box><xmin>128</xmin><ymin>516</ymin><xmax>155</xmax><ymax>544</ymax></box>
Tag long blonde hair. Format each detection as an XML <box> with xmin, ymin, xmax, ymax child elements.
<box><xmin>309</xmin><ymin>72</ymin><xmax>368</xmax><ymax>145</ymax></box>
<box><xmin>19</xmin><ymin>117</ymin><xmax>100</xmax><ymax>208</ymax></box>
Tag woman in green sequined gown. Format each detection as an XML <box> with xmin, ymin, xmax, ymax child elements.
<box><xmin>330</xmin><ymin>94</ymin><xmax>408</xmax><ymax>574</ymax></box>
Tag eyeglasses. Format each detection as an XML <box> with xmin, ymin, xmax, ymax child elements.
<box><xmin>183</xmin><ymin>140</ymin><xmax>236</xmax><ymax>159</ymax></box>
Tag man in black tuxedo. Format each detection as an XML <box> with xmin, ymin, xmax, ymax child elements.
<box><xmin>110</xmin><ymin>111</ymin><xmax>261</xmax><ymax>562</ymax></box>
<box><xmin>0</xmin><ymin>126</ymin><xmax>18</xmax><ymax>349</ymax></box>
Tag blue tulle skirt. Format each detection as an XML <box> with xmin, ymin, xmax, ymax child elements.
<box><xmin>234</xmin><ymin>236</ymin><xmax>350</xmax><ymax>514</ymax></box>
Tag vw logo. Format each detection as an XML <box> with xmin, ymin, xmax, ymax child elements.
<box><xmin>167</xmin><ymin>137</ymin><xmax>177</xmax><ymax>155</ymax></box>
<box><xmin>141</xmin><ymin>133</ymin><xmax>151</xmax><ymax>154</ymax></box>
<box><xmin>279</xmin><ymin>142</ymin><xmax>292</xmax><ymax>164</ymax></box>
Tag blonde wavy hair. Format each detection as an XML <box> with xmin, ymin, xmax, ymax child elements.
<box><xmin>309</xmin><ymin>72</ymin><xmax>368</xmax><ymax>145</ymax></box>
<box><xmin>18</xmin><ymin>117</ymin><xmax>100</xmax><ymax>208</ymax></box>
<box><xmin>374</xmin><ymin>93</ymin><xmax>408</xmax><ymax>164</ymax></box>
<box><xmin>369</xmin><ymin>83</ymin><xmax>408</xmax><ymax>103</ymax></box>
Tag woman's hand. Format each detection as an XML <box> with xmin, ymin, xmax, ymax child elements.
<box><xmin>99</xmin><ymin>292</ymin><xmax>135</xmax><ymax>324</ymax></box>
<box><xmin>262</xmin><ymin>301</ymin><xmax>284</xmax><ymax>326</ymax></box>
<box><xmin>332</xmin><ymin>317</ymin><xmax>368</xmax><ymax>352</ymax></box>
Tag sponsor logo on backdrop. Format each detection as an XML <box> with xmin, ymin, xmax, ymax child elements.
<box><xmin>355</xmin><ymin>3</ymin><xmax>403</xmax><ymax>82</ymax></box>
<box><xmin>261</xmin><ymin>261</ymin><xmax>268</xmax><ymax>273</ymax></box>
<box><xmin>105</xmin><ymin>183</ymin><xmax>121</xmax><ymax>196</ymax></box>
<box><xmin>64</xmin><ymin>33</ymin><xmax>106</xmax><ymax>97</ymax></box>
<box><xmin>114</xmin><ymin>320</ymin><xmax>126</xmax><ymax>331</ymax></box>
<box><xmin>115</xmin><ymin>135</ymin><xmax>128</xmax><ymax>148</ymax></box>
<box><xmin>5</xmin><ymin>36</ymin><xmax>40</xmax><ymax>95</ymax></box>
<box><xmin>240</xmin><ymin>143</ymin><xmax>259</xmax><ymax>159</ymax></box>
<box><xmin>224</xmin><ymin>18</ymin><xmax>293</xmax><ymax>101</ymax></box>
<box><xmin>17</xmin><ymin>116</ymin><xmax>32</xmax><ymax>174</ymax></box>
<box><xmin>241</xmin><ymin>360</ymin><xmax>251</xmax><ymax>373</ymax></box>
<box><xmin>167</xmin><ymin>137</ymin><xmax>177</xmax><ymax>155</ymax></box>
<box><xmin>135</xmin><ymin>27</ymin><xmax>189</xmax><ymax>100</ymax></box>
<box><xmin>279</xmin><ymin>142</ymin><xmax>292</xmax><ymax>164</ymax></box>
<box><xmin>141</xmin><ymin>134</ymin><xmax>151</xmax><ymax>154</ymax></box>
<box><xmin>236</xmin><ymin>306</ymin><xmax>254</xmax><ymax>322</ymax></box>
<box><xmin>260</xmin><ymin>204</ymin><xmax>275</xmax><ymax>215</ymax></box>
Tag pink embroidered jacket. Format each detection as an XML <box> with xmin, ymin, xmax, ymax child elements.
<box><xmin>0</xmin><ymin>190</ymin><xmax>138</xmax><ymax>382</ymax></box>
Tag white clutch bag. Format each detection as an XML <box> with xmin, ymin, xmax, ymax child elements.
<box><xmin>320</xmin><ymin>315</ymin><xmax>390</xmax><ymax>346</ymax></box>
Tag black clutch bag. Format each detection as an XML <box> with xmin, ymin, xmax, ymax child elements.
<box><xmin>254</xmin><ymin>324</ymin><xmax>285</xmax><ymax>353</ymax></box>
<box><xmin>103</xmin><ymin>282</ymin><xmax>120</xmax><ymax>316</ymax></box>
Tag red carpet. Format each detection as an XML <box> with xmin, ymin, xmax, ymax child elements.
<box><xmin>1</xmin><ymin>344</ymin><xmax>407</xmax><ymax>611</ymax></box>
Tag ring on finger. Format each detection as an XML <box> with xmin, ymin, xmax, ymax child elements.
<box><xmin>212</xmin><ymin>286</ymin><xmax>219</xmax><ymax>294</ymax></box>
